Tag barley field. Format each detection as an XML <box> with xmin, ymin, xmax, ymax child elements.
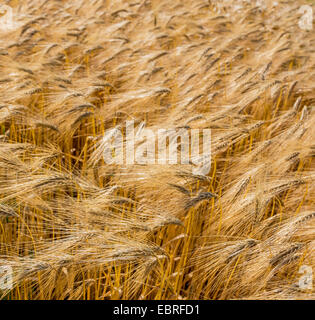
<box><xmin>0</xmin><ymin>0</ymin><xmax>314</xmax><ymax>300</ymax></box>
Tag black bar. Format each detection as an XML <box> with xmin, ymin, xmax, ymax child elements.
<box><xmin>0</xmin><ymin>300</ymin><xmax>313</xmax><ymax>319</ymax></box>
